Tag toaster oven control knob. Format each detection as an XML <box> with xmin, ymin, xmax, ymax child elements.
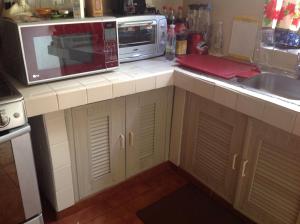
<box><xmin>0</xmin><ymin>113</ymin><xmax>10</xmax><ymax>128</ymax></box>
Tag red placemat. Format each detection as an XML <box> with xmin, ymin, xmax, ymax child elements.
<box><xmin>177</xmin><ymin>54</ymin><xmax>260</xmax><ymax>79</ymax></box>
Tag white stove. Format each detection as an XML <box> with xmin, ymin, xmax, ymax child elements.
<box><xmin>0</xmin><ymin>74</ymin><xmax>43</xmax><ymax>224</ymax></box>
<box><xmin>0</xmin><ymin>77</ymin><xmax>26</xmax><ymax>131</ymax></box>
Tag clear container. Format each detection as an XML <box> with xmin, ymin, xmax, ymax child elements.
<box><xmin>213</xmin><ymin>21</ymin><xmax>224</xmax><ymax>55</ymax></box>
<box><xmin>73</xmin><ymin>0</ymin><xmax>84</xmax><ymax>18</ymax></box>
<box><xmin>252</xmin><ymin>28</ymin><xmax>270</xmax><ymax>68</ymax></box>
<box><xmin>196</xmin><ymin>6</ymin><xmax>205</xmax><ymax>33</ymax></box>
<box><xmin>165</xmin><ymin>24</ymin><xmax>176</xmax><ymax>60</ymax></box>
<box><xmin>188</xmin><ymin>4</ymin><xmax>199</xmax><ymax>33</ymax></box>
<box><xmin>169</xmin><ymin>7</ymin><xmax>175</xmax><ymax>25</ymax></box>
<box><xmin>203</xmin><ymin>3</ymin><xmax>211</xmax><ymax>42</ymax></box>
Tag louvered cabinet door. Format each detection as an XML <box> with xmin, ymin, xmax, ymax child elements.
<box><xmin>234</xmin><ymin>119</ymin><xmax>300</xmax><ymax>224</ymax></box>
<box><xmin>71</xmin><ymin>98</ymin><xmax>125</xmax><ymax>199</ymax></box>
<box><xmin>181</xmin><ymin>93</ymin><xmax>247</xmax><ymax>203</ymax></box>
<box><xmin>126</xmin><ymin>88</ymin><xmax>171</xmax><ymax>177</ymax></box>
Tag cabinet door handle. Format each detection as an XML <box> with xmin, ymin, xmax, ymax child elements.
<box><xmin>129</xmin><ymin>131</ymin><xmax>134</xmax><ymax>147</ymax></box>
<box><xmin>241</xmin><ymin>160</ymin><xmax>248</xmax><ymax>177</ymax></box>
<box><xmin>232</xmin><ymin>154</ymin><xmax>238</xmax><ymax>170</ymax></box>
<box><xmin>120</xmin><ymin>134</ymin><xmax>125</xmax><ymax>149</ymax></box>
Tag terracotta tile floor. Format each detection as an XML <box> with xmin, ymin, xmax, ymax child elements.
<box><xmin>44</xmin><ymin>163</ymin><xmax>251</xmax><ymax>224</ymax></box>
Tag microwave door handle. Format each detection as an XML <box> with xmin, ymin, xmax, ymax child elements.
<box><xmin>119</xmin><ymin>21</ymin><xmax>156</xmax><ymax>27</ymax></box>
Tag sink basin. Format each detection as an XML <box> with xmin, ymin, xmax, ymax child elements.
<box><xmin>238</xmin><ymin>73</ymin><xmax>300</xmax><ymax>100</ymax></box>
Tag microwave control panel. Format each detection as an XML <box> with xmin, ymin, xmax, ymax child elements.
<box><xmin>104</xmin><ymin>22</ymin><xmax>118</xmax><ymax>68</ymax></box>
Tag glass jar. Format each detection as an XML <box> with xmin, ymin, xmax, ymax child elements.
<box><xmin>188</xmin><ymin>4</ymin><xmax>199</xmax><ymax>33</ymax></box>
<box><xmin>213</xmin><ymin>21</ymin><xmax>224</xmax><ymax>55</ymax></box>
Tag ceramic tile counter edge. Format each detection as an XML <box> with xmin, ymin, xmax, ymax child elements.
<box><xmin>174</xmin><ymin>67</ymin><xmax>300</xmax><ymax>136</ymax></box>
<box><xmin>10</xmin><ymin>58</ymin><xmax>175</xmax><ymax>117</ymax></box>
<box><xmin>10</xmin><ymin>57</ymin><xmax>300</xmax><ymax>136</ymax></box>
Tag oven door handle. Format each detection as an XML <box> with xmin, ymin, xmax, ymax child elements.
<box><xmin>0</xmin><ymin>124</ymin><xmax>30</xmax><ymax>144</ymax></box>
<box><xmin>118</xmin><ymin>20</ymin><xmax>157</xmax><ymax>27</ymax></box>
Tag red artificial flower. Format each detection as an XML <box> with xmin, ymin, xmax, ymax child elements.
<box><xmin>277</xmin><ymin>7</ymin><xmax>286</xmax><ymax>21</ymax></box>
<box><xmin>292</xmin><ymin>18</ymin><xmax>300</xmax><ymax>26</ymax></box>
<box><xmin>264</xmin><ymin>0</ymin><xmax>279</xmax><ymax>20</ymax></box>
<box><xmin>286</xmin><ymin>3</ymin><xmax>296</xmax><ymax>15</ymax></box>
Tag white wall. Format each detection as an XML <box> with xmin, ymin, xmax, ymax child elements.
<box><xmin>184</xmin><ymin>0</ymin><xmax>264</xmax><ymax>54</ymax></box>
<box><xmin>183</xmin><ymin>0</ymin><xmax>297</xmax><ymax>71</ymax></box>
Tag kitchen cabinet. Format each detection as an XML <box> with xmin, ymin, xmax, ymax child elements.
<box><xmin>66</xmin><ymin>87</ymin><xmax>173</xmax><ymax>199</ymax></box>
<box><xmin>181</xmin><ymin>92</ymin><xmax>247</xmax><ymax>203</ymax></box>
<box><xmin>234</xmin><ymin>119</ymin><xmax>300</xmax><ymax>224</ymax></box>
<box><xmin>126</xmin><ymin>88</ymin><xmax>171</xmax><ymax>177</ymax></box>
<box><xmin>68</xmin><ymin>97</ymin><xmax>126</xmax><ymax>199</ymax></box>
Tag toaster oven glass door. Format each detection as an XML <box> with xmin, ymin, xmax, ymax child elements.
<box><xmin>20</xmin><ymin>22</ymin><xmax>118</xmax><ymax>83</ymax></box>
<box><xmin>118</xmin><ymin>21</ymin><xmax>156</xmax><ymax>48</ymax></box>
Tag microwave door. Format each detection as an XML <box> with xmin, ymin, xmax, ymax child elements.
<box><xmin>48</xmin><ymin>34</ymin><xmax>98</xmax><ymax>64</ymax></box>
<box><xmin>48</xmin><ymin>46</ymin><xmax>97</xmax><ymax>64</ymax></box>
<box><xmin>52</xmin><ymin>34</ymin><xmax>93</xmax><ymax>49</ymax></box>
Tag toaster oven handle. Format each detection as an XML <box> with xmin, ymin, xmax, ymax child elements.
<box><xmin>129</xmin><ymin>53</ymin><xmax>142</xmax><ymax>58</ymax></box>
<box><xmin>118</xmin><ymin>21</ymin><xmax>157</xmax><ymax>28</ymax></box>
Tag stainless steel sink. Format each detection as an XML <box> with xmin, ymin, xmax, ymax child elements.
<box><xmin>237</xmin><ymin>73</ymin><xmax>300</xmax><ymax>100</ymax></box>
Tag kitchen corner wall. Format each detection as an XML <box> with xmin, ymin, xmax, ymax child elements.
<box><xmin>184</xmin><ymin>0</ymin><xmax>264</xmax><ymax>55</ymax></box>
<box><xmin>183</xmin><ymin>0</ymin><xmax>297</xmax><ymax>71</ymax></box>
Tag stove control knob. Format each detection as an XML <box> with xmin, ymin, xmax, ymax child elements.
<box><xmin>0</xmin><ymin>114</ymin><xmax>10</xmax><ymax>128</ymax></box>
<box><xmin>13</xmin><ymin>113</ymin><xmax>20</xmax><ymax>118</ymax></box>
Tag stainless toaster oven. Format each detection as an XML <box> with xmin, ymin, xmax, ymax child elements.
<box><xmin>117</xmin><ymin>15</ymin><xmax>167</xmax><ymax>62</ymax></box>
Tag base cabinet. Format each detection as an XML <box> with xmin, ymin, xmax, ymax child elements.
<box><xmin>181</xmin><ymin>92</ymin><xmax>247</xmax><ymax>203</ymax></box>
<box><xmin>234</xmin><ymin>119</ymin><xmax>300</xmax><ymax>224</ymax></box>
<box><xmin>126</xmin><ymin>88</ymin><xmax>171</xmax><ymax>177</ymax></box>
<box><xmin>181</xmin><ymin>92</ymin><xmax>300</xmax><ymax>224</ymax></box>
<box><xmin>66</xmin><ymin>87</ymin><xmax>173</xmax><ymax>200</ymax></box>
<box><xmin>68</xmin><ymin>98</ymin><xmax>126</xmax><ymax>199</ymax></box>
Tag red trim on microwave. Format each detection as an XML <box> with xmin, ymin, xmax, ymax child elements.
<box><xmin>20</xmin><ymin>22</ymin><xmax>118</xmax><ymax>82</ymax></box>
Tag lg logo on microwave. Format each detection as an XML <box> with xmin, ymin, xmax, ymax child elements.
<box><xmin>32</xmin><ymin>74</ymin><xmax>40</xmax><ymax>79</ymax></box>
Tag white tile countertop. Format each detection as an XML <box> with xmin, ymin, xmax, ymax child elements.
<box><xmin>174</xmin><ymin>67</ymin><xmax>300</xmax><ymax>136</ymax></box>
<box><xmin>9</xmin><ymin>57</ymin><xmax>175</xmax><ymax>117</ymax></box>
<box><xmin>8</xmin><ymin>56</ymin><xmax>300</xmax><ymax>136</ymax></box>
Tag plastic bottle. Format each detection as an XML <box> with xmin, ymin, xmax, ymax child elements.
<box><xmin>162</xmin><ymin>6</ymin><xmax>168</xmax><ymax>18</ymax></box>
<box><xmin>165</xmin><ymin>24</ymin><xmax>176</xmax><ymax>60</ymax></box>
<box><xmin>168</xmin><ymin>7</ymin><xmax>176</xmax><ymax>25</ymax></box>
<box><xmin>176</xmin><ymin>6</ymin><xmax>185</xmax><ymax>24</ymax></box>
